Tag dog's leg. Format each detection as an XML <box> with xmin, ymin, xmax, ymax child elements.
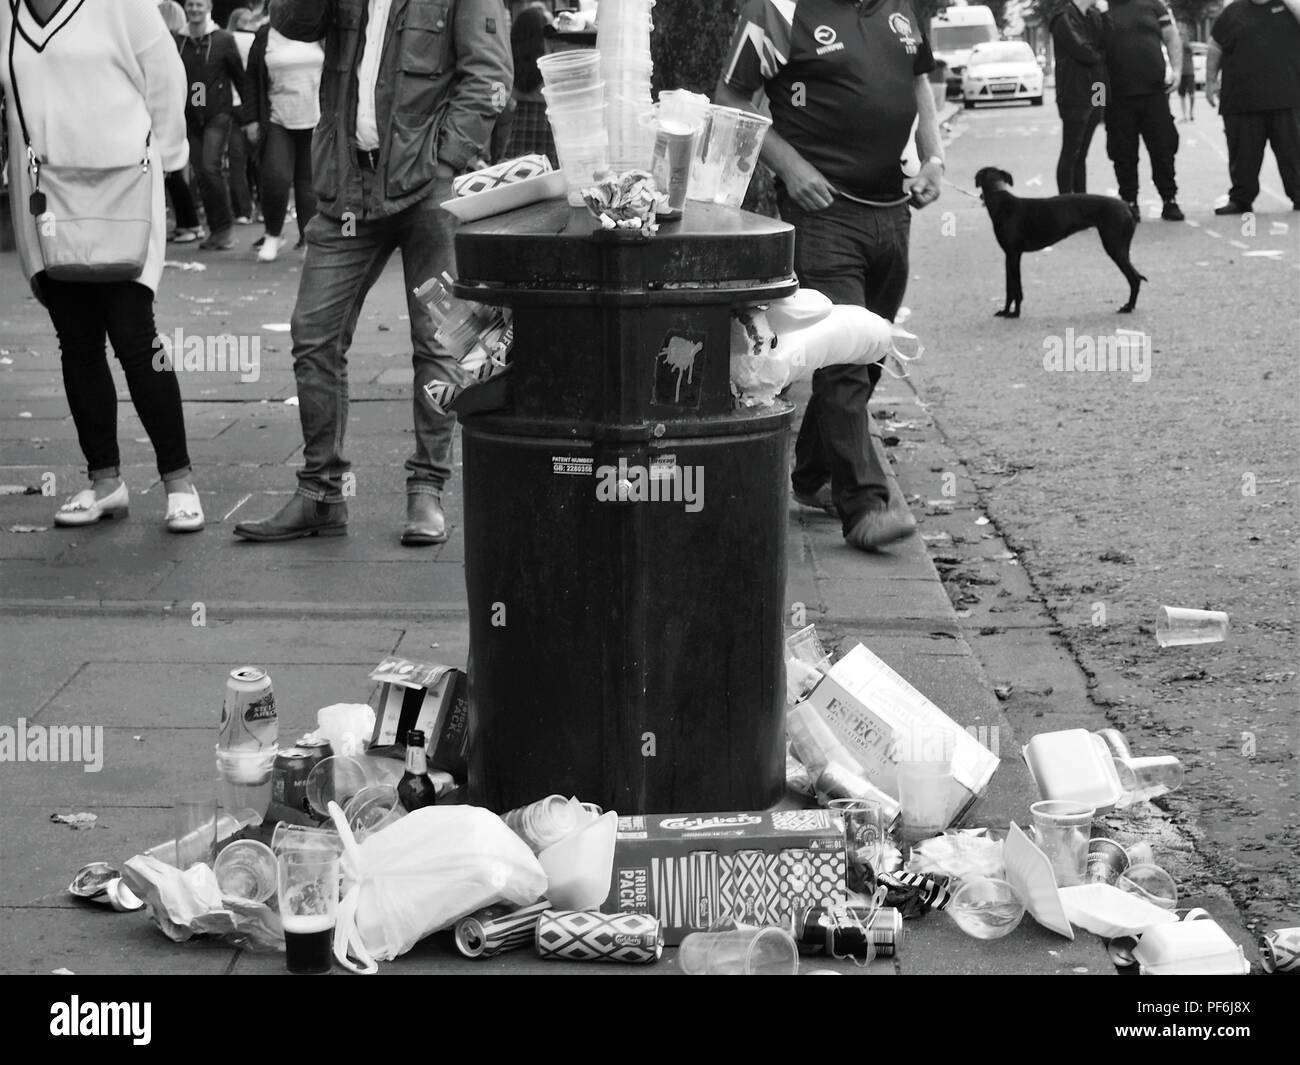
<box><xmin>1100</xmin><ymin>226</ymin><xmax>1147</xmax><ymax>313</ymax></box>
<box><xmin>995</xmin><ymin>252</ymin><xmax>1023</xmax><ymax>318</ymax></box>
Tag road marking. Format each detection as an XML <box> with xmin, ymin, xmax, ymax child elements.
<box><xmin>1243</xmin><ymin>250</ymin><xmax>1284</xmax><ymax>259</ymax></box>
<box><xmin>1229</xmin><ymin>239</ymin><xmax>1249</xmax><ymax>249</ymax></box>
<box><xmin>1206</xmin><ymin>229</ymin><xmax>1222</xmax><ymax>238</ymax></box>
<box><xmin>1185</xmin><ymin>219</ymin><xmax>1200</xmax><ymax>227</ymax></box>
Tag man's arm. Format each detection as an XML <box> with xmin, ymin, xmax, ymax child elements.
<box><xmin>271</xmin><ymin>0</ymin><xmax>332</xmax><ymax>42</ymax></box>
<box><xmin>1160</xmin><ymin>13</ymin><xmax>1182</xmax><ymax>87</ymax></box>
<box><xmin>714</xmin><ymin>78</ymin><xmax>835</xmax><ymax>211</ymax></box>
<box><xmin>435</xmin><ymin>0</ymin><xmax>514</xmax><ymax>175</ymax></box>
<box><xmin>1283</xmin><ymin>0</ymin><xmax>1300</xmax><ymax>26</ymax></box>
<box><xmin>909</xmin><ymin>75</ymin><xmax>943</xmax><ymax>208</ymax></box>
<box><xmin>1205</xmin><ymin>40</ymin><xmax>1222</xmax><ymax>107</ymax></box>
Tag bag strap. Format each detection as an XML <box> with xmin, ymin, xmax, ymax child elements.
<box><xmin>332</xmin><ymin>883</ymin><xmax>378</xmax><ymax>975</ymax></box>
<box><xmin>6</xmin><ymin>2</ymin><xmax>150</xmax><ymax>169</ymax></box>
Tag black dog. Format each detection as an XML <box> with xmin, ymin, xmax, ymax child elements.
<box><xmin>974</xmin><ymin>167</ymin><xmax>1147</xmax><ymax>317</ymax></box>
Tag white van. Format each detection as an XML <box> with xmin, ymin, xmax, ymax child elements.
<box><xmin>930</xmin><ymin>4</ymin><xmax>1000</xmax><ymax>98</ymax></box>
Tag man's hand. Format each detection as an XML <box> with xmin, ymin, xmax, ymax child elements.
<box><xmin>909</xmin><ymin>159</ymin><xmax>943</xmax><ymax>209</ymax></box>
<box><xmin>778</xmin><ymin>153</ymin><xmax>836</xmax><ymax>212</ymax></box>
<box><xmin>1205</xmin><ymin>81</ymin><xmax>1218</xmax><ymax>108</ymax></box>
<box><xmin>243</xmin><ymin>122</ymin><xmax>261</xmax><ymax>146</ymax></box>
<box><xmin>434</xmin><ymin>160</ymin><xmax>456</xmax><ymax>180</ymax></box>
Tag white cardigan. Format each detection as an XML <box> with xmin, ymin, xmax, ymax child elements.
<box><xmin>1</xmin><ymin>0</ymin><xmax>189</xmax><ymax>295</ymax></box>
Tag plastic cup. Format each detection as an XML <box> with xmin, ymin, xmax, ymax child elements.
<box><xmin>173</xmin><ymin>798</ymin><xmax>219</xmax><ymax>869</ymax></box>
<box><xmin>1092</xmin><ymin>727</ymin><xmax>1132</xmax><ymax>761</ymax></box>
<box><xmin>271</xmin><ymin>822</ymin><xmax>343</xmax><ymax>858</ymax></box>
<box><xmin>1029</xmin><ymin>799</ymin><xmax>1095</xmax><ymax>887</ymax></box>
<box><xmin>702</xmin><ymin>105</ymin><xmax>772</xmax><ymax>208</ymax></box>
<box><xmin>214</xmin><ymin>746</ymin><xmax>277</xmax><ymax>820</ymax></box>
<box><xmin>1114</xmin><ymin>755</ymin><xmax>1184</xmax><ymax>805</ymax></box>
<box><xmin>537</xmin><ymin>49</ymin><xmax>602</xmax><ymax>89</ymax></box>
<box><xmin>277</xmin><ymin>853</ymin><xmax>340</xmax><ymax>975</ymax></box>
<box><xmin>551</xmin><ymin>130</ymin><xmax>611</xmax><ymax>205</ymax></box>
<box><xmin>541</xmin><ymin>81</ymin><xmax>606</xmax><ymax>112</ymax></box>
<box><xmin>547</xmin><ymin>102</ymin><xmax>608</xmax><ymax>133</ymax></box>
<box><xmin>1085</xmin><ymin>837</ymin><xmax>1130</xmax><ymax>886</ymax></box>
<box><xmin>828</xmin><ymin>797</ymin><xmax>885</xmax><ymax>894</ymax></box>
<box><xmin>948</xmin><ymin>876</ymin><xmax>1025</xmax><ymax>940</ymax></box>
<box><xmin>1118</xmin><ymin>862</ymin><xmax>1178</xmax><ymax>910</ymax></box>
<box><xmin>897</xmin><ymin>761</ymin><xmax>954</xmax><ymax>849</ymax></box>
<box><xmin>343</xmin><ymin>783</ymin><xmax>404</xmax><ymax>842</ymax></box>
<box><xmin>1156</xmin><ymin>606</ymin><xmax>1229</xmax><ymax>647</ymax></box>
<box><xmin>213</xmin><ymin>839</ymin><xmax>277</xmax><ymax>902</ymax></box>
<box><xmin>304</xmin><ymin>754</ymin><xmax>384</xmax><ymax>819</ymax></box>
<box><xmin>678</xmin><ymin>926</ymin><xmax>800</xmax><ymax>975</ymax></box>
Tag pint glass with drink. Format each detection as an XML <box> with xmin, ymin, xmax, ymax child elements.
<box><xmin>277</xmin><ymin>853</ymin><xmax>340</xmax><ymax>974</ymax></box>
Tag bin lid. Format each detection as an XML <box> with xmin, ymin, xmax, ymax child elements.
<box><xmin>453</xmin><ymin>200</ymin><xmax>796</xmax><ymax>304</ymax></box>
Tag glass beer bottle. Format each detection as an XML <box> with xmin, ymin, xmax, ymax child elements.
<box><xmin>397</xmin><ymin>729</ymin><xmax>439</xmax><ymax>812</ymax></box>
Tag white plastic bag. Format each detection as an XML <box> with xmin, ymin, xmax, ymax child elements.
<box><xmin>730</xmin><ymin>288</ymin><xmax>915</xmax><ymax>407</ymax></box>
<box><xmin>330</xmin><ymin>803</ymin><xmax>548</xmax><ymax>974</ymax></box>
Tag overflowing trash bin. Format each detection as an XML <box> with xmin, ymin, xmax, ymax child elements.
<box><xmin>451</xmin><ymin>199</ymin><xmax>799</xmax><ymax>815</ymax></box>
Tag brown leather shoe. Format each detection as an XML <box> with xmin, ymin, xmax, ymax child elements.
<box><xmin>845</xmin><ymin>501</ymin><xmax>917</xmax><ymax>552</ymax></box>
<box><xmin>401</xmin><ymin>493</ymin><xmax>447</xmax><ymax>546</ymax></box>
<box><xmin>233</xmin><ymin>495</ymin><xmax>348</xmax><ymax>541</ymax></box>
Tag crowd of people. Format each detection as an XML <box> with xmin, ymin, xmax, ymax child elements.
<box><xmin>1</xmin><ymin>0</ymin><xmax>1296</xmax><ymax>548</ymax></box>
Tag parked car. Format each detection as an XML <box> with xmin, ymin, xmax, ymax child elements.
<box><xmin>932</xmin><ymin>4</ymin><xmax>1000</xmax><ymax>98</ymax></box>
<box><xmin>962</xmin><ymin>41</ymin><xmax>1045</xmax><ymax>108</ymax></box>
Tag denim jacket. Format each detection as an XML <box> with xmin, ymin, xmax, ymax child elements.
<box><xmin>272</xmin><ymin>0</ymin><xmax>513</xmax><ymax>220</ymax></box>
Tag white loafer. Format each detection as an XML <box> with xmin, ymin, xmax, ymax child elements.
<box><xmin>54</xmin><ymin>483</ymin><xmax>130</xmax><ymax>526</ymax></box>
<box><xmin>165</xmin><ymin>489</ymin><xmax>205</xmax><ymax>533</ymax></box>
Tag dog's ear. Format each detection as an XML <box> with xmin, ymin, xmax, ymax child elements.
<box><xmin>974</xmin><ymin>166</ymin><xmax>989</xmax><ymax>189</ymax></box>
<box><xmin>1000</xmin><ymin>169</ymin><xmax>1014</xmax><ymax>186</ymax></box>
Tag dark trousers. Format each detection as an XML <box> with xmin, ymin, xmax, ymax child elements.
<box><xmin>166</xmin><ymin>168</ymin><xmax>201</xmax><ymax>230</ymax></box>
<box><xmin>226</xmin><ymin>122</ymin><xmax>258</xmax><ymax>220</ymax></box>
<box><xmin>1106</xmin><ymin>92</ymin><xmax>1179</xmax><ymax>202</ymax></box>
<box><xmin>1224</xmin><ymin>108</ymin><xmax>1300</xmax><ymax>208</ymax></box>
<box><xmin>1058</xmin><ymin>106</ymin><xmax>1102</xmax><ymax>194</ymax></box>
<box><xmin>38</xmin><ymin>278</ymin><xmax>191</xmax><ymax>481</ymax></box>
<box><xmin>188</xmin><ymin>112</ymin><xmax>235</xmax><ymax>237</ymax></box>
<box><xmin>261</xmin><ymin>124</ymin><xmax>317</xmax><ymax>238</ymax></box>
<box><xmin>777</xmin><ymin>195</ymin><xmax>911</xmax><ymax>533</ymax></box>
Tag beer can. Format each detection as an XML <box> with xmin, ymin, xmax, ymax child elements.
<box><xmin>1259</xmin><ymin>927</ymin><xmax>1300</xmax><ymax>974</ymax></box>
<box><xmin>455</xmin><ymin>901</ymin><xmax>551</xmax><ymax>959</ymax></box>
<box><xmin>272</xmin><ymin>748</ymin><xmax>315</xmax><ymax>814</ymax></box>
<box><xmin>797</xmin><ymin>905</ymin><xmax>906</xmax><ymax>959</ymax></box>
<box><xmin>220</xmin><ymin>667</ymin><xmax>278</xmax><ymax>751</ymax></box>
<box><xmin>536</xmin><ymin>910</ymin><xmax>663</xmax><ymax>964</ymax></box>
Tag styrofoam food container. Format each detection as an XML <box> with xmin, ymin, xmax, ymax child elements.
<box><xmin>1022</xmin><ymin>729</ymin><xmax>1123</xmax><ymax>810</ymax></box>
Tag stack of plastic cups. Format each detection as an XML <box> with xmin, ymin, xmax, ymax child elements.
<box><xmin>597</xmin><ymin>0</ymin><xmax>656</xmax><ymax>173</ymax></box>
<box><xmin>537</xmin><ymin>49</ymin><xmax>609</xmax><ymax>205</ymax></box>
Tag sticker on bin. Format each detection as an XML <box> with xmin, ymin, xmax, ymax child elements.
<box><xmin>654</xmin><ymin>330</ymin><xmax>707</xmax><ymax>408</ymax></box>
<box><xmin>552</xmin><ymin>455</ymin><xmax>594</xmax><ymax>476</ymax></box>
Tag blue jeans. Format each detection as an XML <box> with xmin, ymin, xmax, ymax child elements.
<box><xmin>778</xmin><ymin>195</ymin><xmax>912</xmax><ymax>533</ymax></box>
<box><xmin>188</xmin><ymin>112</ymin><xmax>234</xmax><ymax>237</ymax></box>
<box><xmin>289</xmin><ymin>175</ymin><xmax>458</xmax><ymax>503</ymax></box>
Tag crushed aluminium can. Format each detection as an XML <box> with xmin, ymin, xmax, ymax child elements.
<box><xmin>1259</xmin><ymin>927</ymin><xmax>1300</xmax><ymax>974</ymax></box>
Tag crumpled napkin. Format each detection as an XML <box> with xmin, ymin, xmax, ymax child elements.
<box><xmin>904</xmin><ymin>828</ymin><xmax>1005</xmax><ymax>882</ymax></box>
<box><xmin>581</xmin><ymin>170</ymin><xmax>669</xmax><ymax>234</ymax></box>
<box><xmin>122</xmin><ymin>854</ymin><xmax>284</xmax><ymax>952</ymax></box>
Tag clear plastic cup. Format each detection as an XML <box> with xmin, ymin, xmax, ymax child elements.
<box><xmin>678</xmin><ymin>926</ymin><xmax>800</xmax><ymax>975</ymax></box>
<box><xmin>1114</xmin><ymin>755</ymin><xmax>1185</xmax><ymax>805</ymax></box>
<box><xmin>304</xmin><ymin>755</ymin><xmax>384</xmax><ymax>819</ymax></box>
<box><xmin>1029</xmin><ymin>799</ymin><xmax>1095</xmax><ymax>887</ymax></box>
<box><xmin>343</xmin><ymin>783</ymin><xmax>404</xmax><ymax>842</ymax></box>
<box><xmin>271</xmin><ymin>821</ymin><xmax>343</xmax><ymax>858</ymax></box>
<box><xmin>214</xmin><ymin>746</ymin><xmax>277</xmax><ymax>820</ymax></box>
<box><xmin>552</xmin><ymin>131</ymin><xmax>611</xmax><ymax>205</ymax></box>
<box><xmin>536</xmin><ymin>49</ymin><xmax>602</xmax><ymax>90</ymax></box>
<box><xmin>948</xmin><ymin>876</ymin><xmax>1025</xmax><ymax>940</ymax></box>
<box><xmin>702</xmin><ymin>106</ymin><xmax>772</xmax><ymax>207</ymax></box>
<box><xmin>1119</xmin><ymin>863</ymin><xmax>1178</xmax><ymax>910</ymax></box>
<box><xmin>213</xmin><ymin>839</ymin><xmax>277</xmax><ymax>902</ymax></box>
<box><xmin>173</xmin><ymin>798</ymin><xmax>220</xmax><ymax>869</ymax></box>
<box><xmin>548</xmin><ymin>102</ymin><xmax>608</xmax><ymax>133</ymax></box>
<box><xmin>542</xmin><ymin>81</ymin><xmax>606</xmax><ymax>111</ymax></box>
<box><xmin>897</xmin><ymin>761</ymin><xmax>954</xmax><ymax>849</ymax></box>
<box><xmin>1155</xmin><ymin>606</ymin><xmax>1229</xmax><ymax>647</ymax></box>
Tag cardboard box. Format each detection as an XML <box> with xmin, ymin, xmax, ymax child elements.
<box><xmin>367</xmin><ymin>658</ymin><xmax>469</xmax><ymax>778</ymax></box>
<box><xmin>602</xmin><ymin>810</ymin><xmax>845</xmax><ymax>945</ymax></box>
<box><xmin>805</xmin><ymin>642</ymin><xmax>1000</xmax><ymax>826</ymax></box>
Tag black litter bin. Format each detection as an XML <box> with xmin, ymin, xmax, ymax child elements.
<box><xmin>454</xmin><ymin>200</ymin><xmax>797</xmax><ymax>816</ymax></box>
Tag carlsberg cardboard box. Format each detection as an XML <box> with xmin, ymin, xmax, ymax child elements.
<box><xmin>806</xmin><ymin>642</ymin><xmax>1000</xmax><ymax>826</ymax></box>
<box><xmin>602</xmin><ymin>809</ymin><xmax>845</xmax><ymax>945</ymax></box>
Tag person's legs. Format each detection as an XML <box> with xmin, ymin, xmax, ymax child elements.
<box><xmin>1106</xmin><ymin>98</ymin><xmax>1141</xmax><ymax>204</ymax></box>
<box><xmin>1264</xmin><ymin>108</ymin><xmax>1300</xmax><ymax>206</ymax></box>
<box><xmin>1057</xmin><ymin>107</ymin><xmax>1089</xmax><ymax>194</ymax></box>
<box><xmin>1074</xmin><ymin>106</ymin><xmax>1102</xmax><ymax>194</ymax></box>
<box><xmin>1142</xmin><ymin>93</ymin><xmax>1180</xmax><ymax>202</ymax></box>
<box><xmin>397</xmin><ymin>179</ymin><xmax>461</xmax><ymax>501</ymax></box>
<box><xmin>40</xmin><ymin>277</ymin><xmax>121</xmax><ymax>486</ymax></box>
<box><xmin>285</xmin><ymin>209</ymin><xmax>401</xmax><ymax>502</ymax></box>
<box><xmin>227</xmin><ymin>121</ymin><xmax>253</xmax><ymax>221</ymax></box>
<box><xmin>291</xmin><ymin>128</ymin><xmax>318</xmax><ymax>238</ymax></box>
<box><xmin>1224</xmin><ymin>111</ymin><xmax>1265</xmax><ymax>208</ymax></box>
<box><xmin>195</xmin><ymin>112</ymin><xmax>235</xmax><ymax>240</ymax></box>
<box><xmin>259</xmin><ymin>122</ymin><xmax>294</xmax><ymax>238</ymax></box>
<box><xmin>167</xmin><ymin>168</ymin><xmax>201</xmax><ymax>231</ymax></box>
<box><xmin>102</xmin><ymin>282</ymin><xmax>192</xmax><ymax>484</ymax></box>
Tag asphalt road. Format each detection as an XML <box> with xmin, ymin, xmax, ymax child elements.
<box><xmin>904</xmin><ymin>89</ymin><xmax>1299</xmax><ymax>935</ymax></box>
